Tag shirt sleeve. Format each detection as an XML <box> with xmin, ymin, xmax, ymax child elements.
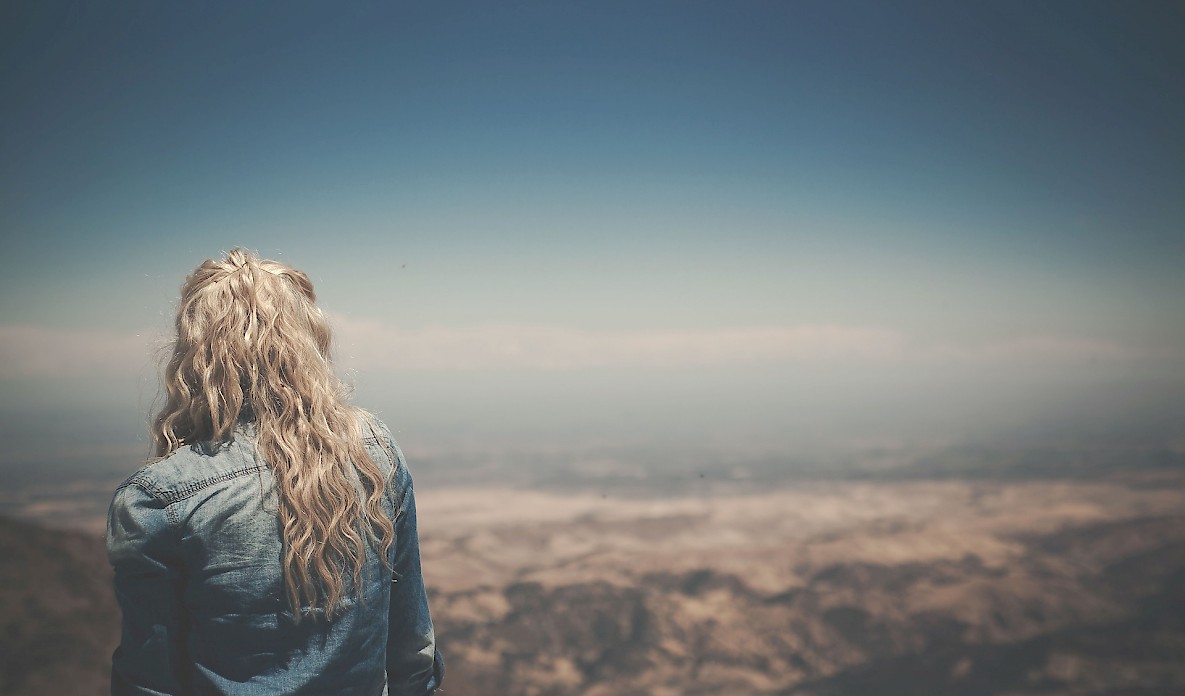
<box><xmin>107</xmin><ymin>481</ymin><xmax>189</xmax><ymax>695</ymax></box>
<box><xmin>385</xmin><ymin>443</ymin><xmax>445</xmax><ymax>696</ymax></box>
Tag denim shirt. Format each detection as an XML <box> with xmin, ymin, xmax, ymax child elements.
<box><xmin>106</xmin><ymin>418</ymin><xmax>444</xmax><ymax>695</ymax></box>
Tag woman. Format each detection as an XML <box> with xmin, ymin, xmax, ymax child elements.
<box><xmin>107</xmin><ymin>249</ymin><xmax>443</xmax><ymax>695</ymax></box>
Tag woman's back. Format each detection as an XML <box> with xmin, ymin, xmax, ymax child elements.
<box><xmin>107</xmin><ymin>249</ymin><xmax>442</xmax><ymax>695</ymax></box>
<box><xmin>108</xmin><ymin>418</ymin><xmax>442</xmax><ymax>695</ymax></box>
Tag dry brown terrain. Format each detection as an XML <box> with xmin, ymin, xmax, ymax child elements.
<box><xmin>414</xmin><ymin>473</ymin><xmax>1185</xmax><ymax>695</ymax></box>
<box><xmin>2</xmin><ymin>469</ymin><xmax>1184</xmax><ymax>695</ymax></box>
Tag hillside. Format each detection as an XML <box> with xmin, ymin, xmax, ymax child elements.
<box><xmin>417</xmin><ymin>477</ymin><xmax>1185</xmax><ymax>695</ymax></box>
<box><xmin>0</xmin><ymin>516</ymin><xmax>118</xmax><ymax>696</ymax></box>
<box><xmin>2</xmin><ymin>471</ymin><xmax>1184</xmax><ymax>695</ymax></box>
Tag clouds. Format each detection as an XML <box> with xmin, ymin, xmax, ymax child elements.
<box><xmin>332</xmin><ymin>319</ymin><xmax>906</xmax><ymax>371</ymax></box>
<box><xmin>919</xmin><ymin>337</ymin><xmax>1136</xmax><ymax>364</ymax></box>
<box><xmin>0</xmin><ymin>325</ymin><xmax>165</xmax><ymax>379</ymax></box>
<box><xmin>0</xmin><ymin>319</ymin><xmax>1152</xmax><ymax>381</ymax></box>
<box><xmin>331</xmin><ymin>319</ymin><xmax>1149</xmax><ymax>373</ymax></box>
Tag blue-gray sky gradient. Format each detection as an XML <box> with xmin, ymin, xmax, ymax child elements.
<box><xmin>2</xmin><ymin>1</ymin><xmax>1183</xmax><ymax>470</ymax></box>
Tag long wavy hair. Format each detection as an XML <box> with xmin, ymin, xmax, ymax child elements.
<box><xmin>151</xmin><ymin>248</ymin><xmax>394</xmax><ymax>621</ymax></box>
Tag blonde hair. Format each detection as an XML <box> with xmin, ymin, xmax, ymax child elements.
<box><xmin>152</xmin><ymin>248</ymin><xmax>394</xmax><ymax>621</ymax></box>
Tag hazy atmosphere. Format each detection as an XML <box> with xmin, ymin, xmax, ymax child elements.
<box><xmin>2</xmin><ymin>3</ymin><xmax>1184</xmax><ymax>694</ymax></box>
<box><xmin>4</xmin><ymin>1</ymin><xmax>1184</xmax><ymax>466</ymax></box>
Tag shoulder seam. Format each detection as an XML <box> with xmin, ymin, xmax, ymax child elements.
<box><xmin>116</xmin><ymin>473</ymin><xmax>167</xmax><ymax>499</ymax></box>
<box><xmin>117</xmin><ymin>464</ymin><xmax>268</xmax><ymax>499</ymax></box>
<box><xmin>114</xmin><ymin>464</ymin><xmax>266</xmax><ymax>526</ymax></box>
<box><xmin>160</xmin><ymin>464</ymin><xmax>267</xmax><ymax>504</ymax></box>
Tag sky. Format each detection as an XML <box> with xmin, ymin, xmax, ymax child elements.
<box><xmin>1</xmin><ymin>1</ymin><xmax>1183</xmax><ymax>476</ymax></box>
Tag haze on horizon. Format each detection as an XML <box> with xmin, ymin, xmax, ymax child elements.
<box><xmin>2</xmin><ymin>1</ymin><xmax>1183</xmax><ymax>479</ymax></box>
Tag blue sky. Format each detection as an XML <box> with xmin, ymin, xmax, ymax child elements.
<box><xmin>1</xmin><ymin>1</ymin><xmax>1183</xmax><ymax>466</ymax></box>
